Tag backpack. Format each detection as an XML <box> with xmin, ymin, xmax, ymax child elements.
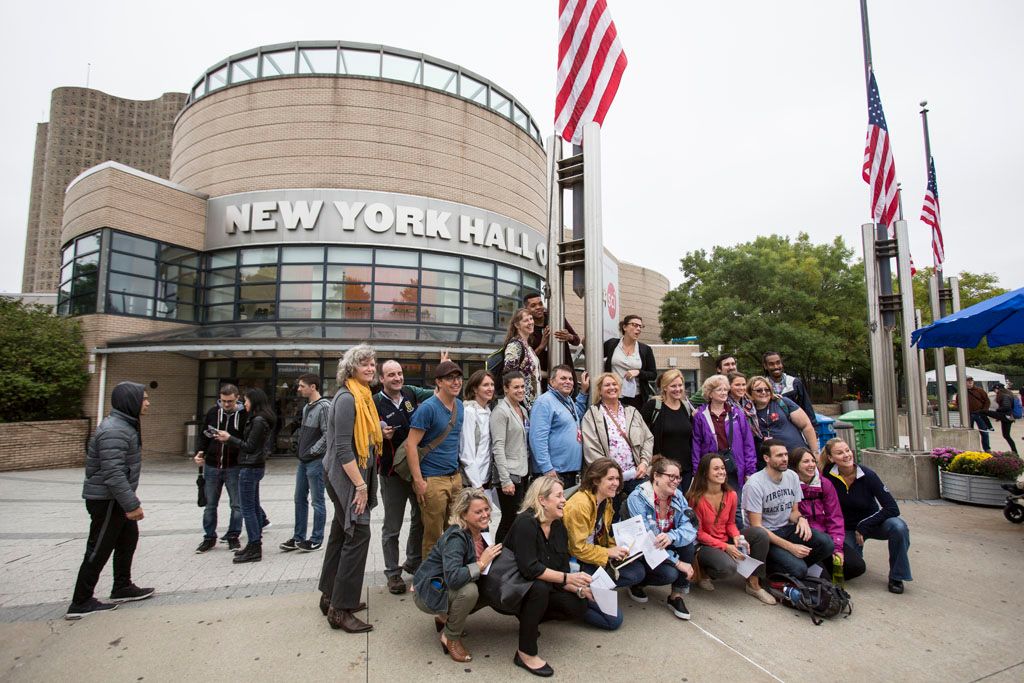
<box><xmin>1013</xmin><ymin>395</ymin><xmax>1023</xmax><ymax>420</ymax></box>
<box><xmin>767</xmin><ymin>572</ymin><xmax>852</xmax><ymax>625</ymax></box>
<box><xmin>486</xmin><ymin>339</ymin><xmax>525</xmax><ymax>397</ymax></box>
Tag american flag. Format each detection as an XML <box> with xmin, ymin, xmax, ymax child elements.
<box><xmin>555</xmin><ymin>0</ymin><xmax>628</xmax><ymax>145</ymax></box>
<box><xmin>920</xmin><ymin>157</ymin><xmax>945</xmax><ymax>268</ymax></box>
<box><xmin>862</xmin><ymin>70</ymin><xmax>899</xmax><ymax>230</ymax></box>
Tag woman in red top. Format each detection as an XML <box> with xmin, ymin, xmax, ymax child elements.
<box><xmin>687</xmin><ymin>453</ymin><xmax>775</xmax><ymax>604</ymax></box>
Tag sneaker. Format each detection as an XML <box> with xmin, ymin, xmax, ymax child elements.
<box><xmin>279</xmin><ymin>539</ymin><xmax>299</xmax><ymax>552</ymax></box>
<box><xmin>262</xmin><ymin>518</ymin><xmax>272</xmax><ymax>529</ymax></box>
<box><xmin>109</xmin><ymin>584</ymin><xmax>155</xmax><ymax>602</ymax></box>
<box><xmin>628</xmin><ymin>585</ymin><xmax>648</xmax><ymax>604</ymax></box>
<box><xmin>888</xmin><ymin>579</ymin><xmax>905</xmax><ymax>594</ymax></box>
<box><xmin>195</xmin><ymin>538</ymin><xmax>217</xmax><ymax>554</ymax></box>
<box><xmin>297</xmin><ymin>540</ymin><xmax>322</xmax><ymax>552</ymax></box>
<box><xmin>745</xmin><ymin>585</ymin><xmax>777</xmax><ymax>605</ymax></box>
<box><xmin>65</xmin><ymin>598</ymin><xmax>118</xmax><ymax>620</ymax></box>
<box><xmin>387</xmin><ymin>574</ymin><xmax>407</xmax><ymax>595</ymax></box>
<box><xmin>697</xmin><ymin>578</ymin><xmax>715</xmax><ymax>591</ymax></box>
<box><xmin>667</xmin><ymin>595</ymin><xmax>691</xmax><ymax>620</ymax></box>
<box><xmin>227</xmin><ymin>537</ymin><xmax>241</xmax><ymax>551</ymax></box>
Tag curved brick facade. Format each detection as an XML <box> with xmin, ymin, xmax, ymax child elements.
<box><xmin>169</xmin><ymin>77</ymin><xmax>547</xmax><ymax>232</ymax></box>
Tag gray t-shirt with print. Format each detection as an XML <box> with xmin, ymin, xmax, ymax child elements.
<box><xmin>741</xmin><ymin>468</ymin><xmax>803</xmax><ymax>530</ymax></box>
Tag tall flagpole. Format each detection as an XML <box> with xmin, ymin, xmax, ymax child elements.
<box><xmin>920</xmin><ymin>100</ymin><xmax>948</xmax><ymax>427</ymax></box>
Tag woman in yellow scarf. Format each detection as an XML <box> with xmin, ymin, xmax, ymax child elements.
<box><xmin>319</xmin><ymin>344</ymin><xmax>383</xmax><ymax>634</ymax></box>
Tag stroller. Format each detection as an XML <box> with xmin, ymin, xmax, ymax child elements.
<box><xmin>1002</xmin><ymin>483</ymin><xmax>1024</xmax><ymax>524</ymax></box>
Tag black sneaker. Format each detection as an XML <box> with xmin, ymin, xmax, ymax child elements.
<box><xmin>110</xmin><ymin>584</ymin><xmax>155</xmax><ymax>602</ymax></box>
<box><xmin>297</xmin><ymin>540</ymin><xmax>322</xmax><ymax>552</ymax></box>
<box><xmin>628</xmin><ymin>585</ymin><xmax>648</xmax><ymax>604</ymax></box>
<box><xmin>262</xmin><ymin>518</ymin><xmax>271</xmax><ymax>529</ymax></box>
<box><xmin>227</xmin><ymin>537</ymin><xmax>241</xmax><ymax>551</ymax></box>
<box><xmin>65</xmin><ymin>598</ymin><xmax>118</xmax><ymax>620</ymax></box>
<box><xmin>279</xmin><ymin>539</ymin><xmax>299</xmax><ymax>552</ymax></box>
<box><xmin>667</xmin><ymin>595</ymin><xmax>691</xmax><ymax>620</ymax></box>
<box><xmin>888</xmin><ymin>579</ymin><xmax>905</xmax><ymax>594</ymax></box>
<box><xmin>195</xmin><ymin>538</ymin><xmax>217</xmax><ymax>554</ymax></box>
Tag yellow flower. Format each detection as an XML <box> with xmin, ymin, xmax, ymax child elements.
<box><xmin>948</xmin><ymin>451</ymin><xmax>993</xmax><ymax>475</ymax></box>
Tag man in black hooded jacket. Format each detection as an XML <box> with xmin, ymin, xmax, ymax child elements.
<box><xmin>66</xmin><ymin>382</ymin><xmax>155</xmax><ymax>619</ymax></box>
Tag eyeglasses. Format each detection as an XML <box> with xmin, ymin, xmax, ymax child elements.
<box><xmin>440</xmin><ymin>374</ymin><xmax>463</xmax><ymax>382</ymax></box>
<box><xmin>628</xmin><ymin>322</ymin><xmax>644</xmax><ymax>329</ymax></box>
<box><xmin>752</xmin><ymin>388</ymin><xmax>771</xmax><ymax>394</ymax></box>
<box><xmin>658</xmin><ymin>473</ymin><xmax>682</xmax><ymax>481</ymax></box>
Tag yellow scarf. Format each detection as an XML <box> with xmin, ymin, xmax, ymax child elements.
<box><xmin>346</xmin><ymin>378</ymin><xmax>383</xmax><ymax>469</ymax></box>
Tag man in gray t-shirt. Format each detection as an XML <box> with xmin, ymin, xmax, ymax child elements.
<box><xmin>742</xmin><ymin>440</ymin><xmax>834</xmax><ymax>578</ymax></box>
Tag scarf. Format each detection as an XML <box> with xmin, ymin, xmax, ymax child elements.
<box><xmin>346</xmin><ymin>378</ymin><xmax>383</xmax><ymax>469</ymax></box>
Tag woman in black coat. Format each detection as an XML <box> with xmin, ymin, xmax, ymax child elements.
<box><xmin>603</xmin><ymin>314</ymin><xmax>657</xmax><ymax>410</ymax></box>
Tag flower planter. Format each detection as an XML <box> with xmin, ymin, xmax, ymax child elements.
<box><xmin>938</xmin><ymin>469</ymin><xmax>1007</xmax><ymax>507</ymax></box>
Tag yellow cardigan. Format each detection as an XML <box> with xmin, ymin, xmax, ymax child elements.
<box><xmin>563</xmin><ymin>489</ymin><xmax>616</xmax><ymax>567</ymax></box>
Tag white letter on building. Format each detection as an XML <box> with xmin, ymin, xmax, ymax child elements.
<box><xmin>536</xmin><ymin>242</ymin><xmax>548</xmax><ymax>267</ymax></box>
<box><xmin>280</xmin><ymin>201</ymin><xmax>323</xmax><ymax>231</ymax></box>
<box><xmin>252</xmin><ymin>202</ymin><xmax>278</xmax><ymax>231</ymax></box>
<box><xmin>518</xmin><ymin>231</ymin><xmax>533</xmax><ymax>260</ymax></box>
<box><xmin>505</xmin><ymin>226</ymin><xmax>523</xmax><ymax>256</ymax></box>
<box><xmin>427</xmin><ymin>210</ymin><xmax>453</xmax><ymax>240</ymax></box>
<box><xmin>459</xmin><ymin>215</ymin><xmax>485</xmax><ymax>245</ymax></box>
<box><xmin>396</xmin><ymin>206</ymin><xmax>425</xmax><ymax>236</ymax></box>
<box><xmin>333</xmin><ymin>201</ymin><xmax>366</xmax><ymax>232</ymax></box>
<box><xmin>226</xmin><ymin>204</ymin><xmax>251</xmax><ymax>234</ymax></box>
<box><xmin>364</xmin><ymin>203</ymin><xmax>395</xmax><ymax>233</ymax></box>
<box><xmin>484</xmin><ymin>222</ymin><xmax>507</xmax><ymax>251</ymax></box>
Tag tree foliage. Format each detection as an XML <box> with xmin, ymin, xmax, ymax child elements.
<box><xmin>0</xmin><ymin>300</ymin><xmax>90</xmax><ymax>422</ymax></box>
<box><xmin>658</xmin><ymin>233</ymin><xmax>869</xmax><ymax>383</ymax></box>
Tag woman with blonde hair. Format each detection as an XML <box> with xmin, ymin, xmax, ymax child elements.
<box><xmin>319</xmin><ymin>344</ymin><xmax>383</xmax><ymax>634</ymax></box>
<box><xmin>581</xmin><ymin>372</ymin><xmax>653</xmax><ymax>501</ymax></box>
<box><xmin>502</xmin><ymin>308</ymin><xmax>541</xmax><ymax>408</ymax></box>
<box><xmin>412</xmin><ymin>488</ymin><xmax>502</xmax><ymax>663</ymax></box>
<box><xmin>641</xmin><ymin>369</ymin><xmax>694</xmax><ymax>493</ymax></box>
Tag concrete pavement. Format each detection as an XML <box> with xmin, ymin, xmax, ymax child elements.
<box><xmin>1</xmin><ymin>458</ymin><xmax>1023</xmax><ymax>682</ymax></box>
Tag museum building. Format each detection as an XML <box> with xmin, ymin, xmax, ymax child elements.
<box><xmin>35</xmin><ymin>42</ymin><xmax>673</xmax><ymax>456</ymax></box>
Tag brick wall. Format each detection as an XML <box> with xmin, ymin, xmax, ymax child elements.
<box><xmin>0</xmin><ymin>419</ymin><xmax>91</xmax><ymax>471</ymax></box>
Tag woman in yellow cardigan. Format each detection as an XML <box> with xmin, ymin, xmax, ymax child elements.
<box><xmin>563</xmin><ymin>458</ymin><xmax>645</xmax><ymax>630</ymax></box>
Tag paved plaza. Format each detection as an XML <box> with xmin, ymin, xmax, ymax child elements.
<box><xmin>1</xmin><ymin>456</ymin><xmax>1023</xmax><ymax>682</ymax></box>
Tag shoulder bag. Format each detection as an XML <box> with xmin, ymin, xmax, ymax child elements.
<box><xmin>393</xmin><ymin>401</ymin><xmax>458</xmax><ymax>482</ymax></box>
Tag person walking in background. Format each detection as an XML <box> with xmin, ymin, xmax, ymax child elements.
<box><xmin>193</xmin><ymin>384</ymin><xmax>246</xmax><ymax>554</ymax></box>
<box><xmin>280</xmin><ymin>373</ymin><xmax>330</xmax><ymax>554</ymax></box>
<box><xmin>66</xmin><ymin>382</ymin><xmax>155</xmax><ymax>619</ymax></box>
<box><xmin>490</xmin><ymin>371</ymin><xmax>531</xmax><ymax>543</ymax></box>
<box><xmin>319</xmin><ymin>344</ymin><xmax>382</xmax><ymax>632</ymax></box>
<box><xmin>602</xmin><ymin>314</ymin><xmax>657</xmax><ymax>410</ymax></box>
<box><xmin>989</xmin><ymin>383</ymin><xmax>1018</xmax><ymax>455</ymax></box>
<box><xmin>762</xmin><ymin>351</ymin><xmax>817</xmax><ymax>425</ymax></box>
<box><xmin>641</xmin><ymin>369</ymin><xmax>695</xmax><ymax>493</ymax></box>
<box><xmin>461</xmin><ymin>370</ymin><xmax>497</xmax><ymax>504</ymax></box>
<box><xmin>956</xmin><ymin>377</ymin><xmax>994</xmax><ymax>452</ymax></box>
<box><xmin>503</xmin><ymin>308</ymin><xmax>542</xmax><ymax>408</ymax></box>
<box><xmin>529</xmin><ymin>365</ymin><xmax>590</xmax><ymax>487</ymax></box>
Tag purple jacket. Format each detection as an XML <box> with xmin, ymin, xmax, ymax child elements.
<box><xmin>798</xmin><ymin>473</ymin><xmax>845</xmax><ymax>552</ymax></box>
<box><xmin>691</xmin><ymin>404</ymin><xmax>757</xmax><ymax>482</ymax></box>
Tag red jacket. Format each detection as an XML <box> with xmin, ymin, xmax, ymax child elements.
<box><xmin>693</xmin><ymin>491</ymin><xmax>740</xmax><ymax>550</ymax></box>
<box><xmin>797</xmin><ymin>473</ymin><xmax>845</xmax><ymax>552</ymax></box>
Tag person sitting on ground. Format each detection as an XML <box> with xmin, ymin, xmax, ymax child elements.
<box><xmin>687</xmin><ymin>453</ymin><xmax>775</xmax><ymax>604</ymax></box>
<box><xmin>412</xmin><ymin>488</ymin><xmax>502</xmax><ymax>664</ymax></box>
<box><xmin>582</xmin><ymin>372</ymin><xmax>653</xmax><ymax>501</ymax></box>
<box><xmin>742</xmin><ymin>439</ymin><xmax>834</xmax><ymax>579</ymax></box>
<box><xmin>640</xmin><ymin>369</ymin><xmax>695</xmax><ymax>494</ymax></box>
<box><xmin>748</xmin><ymin>376</ymin><xmax>818</xmax><ymax>463</ymax></box>
<box><xmin>490</xmin><ymin>371</ymin><xmax>531</xmax><ymax>543</ymax></box>
<box><xmin>501</xmin><ymin>476</ymin><xmax>601</xmax><ymax>677</ymax></box>
<box><xmin>790</xmin><ymin>447</ymin><xmax>860</xmax><ymax>580</ymax></box>
<box><xmin>625</xmin><ymin>456</ymin><xmax>697</xmax><ymax>620</ymax></box>
<box><xmin>821</xmin><ymin>438</ymin><xmax>911</xmax><ymax>594</ymax></box>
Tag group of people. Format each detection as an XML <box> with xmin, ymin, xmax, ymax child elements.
<box><xmin>956</xmin><ymin>376</ymin><xmax>1019</xmax><ymax>455</ymax></box>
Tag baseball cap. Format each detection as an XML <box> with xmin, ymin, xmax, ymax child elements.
<box><xmin>433</xmin><ymin>360</ymin><xmax>463</xmax><ymax>379</ymax></box>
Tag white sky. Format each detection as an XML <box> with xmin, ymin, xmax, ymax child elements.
<box><xmin>2</xmin><ymin>0</ymin><xmax>1021</xmax><ymax>294</ymax></box>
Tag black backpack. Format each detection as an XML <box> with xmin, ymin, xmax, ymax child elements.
<box><xmin>767</xmin><ymin>572</ymin><xmax>852</xmax><ymax>625</ymax></box>
<box><xmin>485</xmin><ymin>340</ymin><xmax>524</xmax><ymax>397</ymax></box>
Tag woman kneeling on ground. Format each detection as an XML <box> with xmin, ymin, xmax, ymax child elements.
<box><xmin>687</xmin><ymin>453</ymin><xmax>775</xmax><ymax>604</ymax></box>
<box><xmin>821</xmin><ymin>438</ymin><xmax>911</xmax><ymax>594</ymax></box>
<box><xmin>502</xmin><ymin>476</ymin><xmax>600</xmax><ymax>677</ymax></box>
<box><xmin>790</xmin><ymin>447</ymin><xmax>861</xmax><ymax>580</ymax></box>
<box><xmin>412</xmin><ymin>488</ymin><xmax>502</xmax><ymax>663</ymax></box>
<box><xmin>625</xmin><ymin>456</ymin><xmax>697</xmax><ymax>620</ymax></box>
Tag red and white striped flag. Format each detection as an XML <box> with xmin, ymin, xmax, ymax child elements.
<box><xmin>862</xmin><ymin>69</ymin><xmax>899</xmax><ymax>230</ymax></box>
<box><xmin>555</xmin><ymin>0</ymin><xmax>628</xmax><ymax>145</ymax></box>
<box><xmin>920</xmin><ymin>157</ymin><xmax>945</xmax><ymax>268</ymax></box>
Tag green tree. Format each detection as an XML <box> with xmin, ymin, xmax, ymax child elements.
<box><xmin>658</xmin><ymin>233</ymin><xmax>869</xmax><ymax>389</ymax></box>
<box><xmin>0</xmin><ymin>300</ymin><xmax>90</xmax><ymax>422</ymax></box>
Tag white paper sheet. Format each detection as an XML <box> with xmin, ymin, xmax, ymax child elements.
<box><xmin>805</xmin><ymin>563</ymin><xmax>824</xmax><ymax>578</ymax></box>
<box><xmin>639</xmin><ymin>532</ymin><xmax>670</xmax><ymax>569</ymax></box>
<box><xmin>592</xmin><ymin>588</ymin><xmax>618</xmax><ymax>617</ymax></box>
<box><xmin>480</xmin><ymin>531</ymin><xmax>495</xmax><ymax>575</ymax></box>
<box><xmin>590</xmin><ymin>567</ymin><xmax>616</xmax><ymax>590</ymax></box>
<box><xmin>611</xmin><ymin>515</ymin><xmax>646</xmax><ymax>548</ymax></box>
<box><xmin>734</xmin><ymin>553</ymin><xmax>764</xmax><ymax>579</ymax></box>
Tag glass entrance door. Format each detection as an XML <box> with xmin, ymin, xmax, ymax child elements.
<box><xmin>274</xmin><ymin>361</ymin><xmax>323</xmax><ymax>456</ymax></box>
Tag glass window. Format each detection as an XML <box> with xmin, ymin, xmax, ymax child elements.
<box><xmin>239</xmin><ymin>284</ymin><xmax>277</xmax><ymax>301</ymax></box>
<box><xmin>280</xmin><ymin>283</ymin><xmax>323</xmax><ymax>300</ymax></box>
<box><xmin>206</xmin><ymin>287</ymin><xmax>235</xmax><ymax>305</ymax></box>
<box><xmin>157</xmin><ymin>299</ymin><xmax>195</xmax><ymax>322</ymax></box>
<box><xmin>71</xmin><ymin>296</ymin><xmax>96</xmax><ymax>316</ymax></box>
<box><xmin>206</xmin><ymin>305</ymin><xmax>234</xmax><ymax>322</ymax></box>
<box><xmin>463</xmin><ymin>275</ymin><xmax>494</xmax><ymax>293</ymax></box>
<box><xmin>421</xmin><ymin>270</ymin><xmax>460</xmax><ymax>289</ymax></box>
<box><xmin>497</xmin><ymin>308</ymin><xmax>514</xmax><ymax>330</ymax></box>
<box><xmin>238</xmin><ymin>301</ymin><xmax>276</xmax><ymax>321</ymax></box>
<box><xmin>298</xmin><ymin>48</ymin><xmax>337</xmax><ymax>74</ymax></box>
<box><xmin>382</xmin><ymin>54</ymin><xmax>421</xmax><ymax>83</ymax></box>
<box><xmin>497</xmin><ymin>265</ymin><xmax>520</xmax><ymax>283</ymax></box>
<box><xmin>375</xmin><ymin>249</ymin><xmax>418</xmax><ymax>267</ymax></box>
<box><xmin>281</xmin><ymin>264</ymin><xmax>324</xmax><ymax>281</ymax></box>
<box><xmin>327</xmin><ymin>246</ymin><xmax>372</xmax><ymax>264</ymax></box>
<box><xmin>490</xmin><ymin>89</ymin><xmax>511</xmax><ymax>116</ymax></box>
<box><xmin>60</xmin><ymin>263</ymin><xmax>73</xmax><ymax>284</ymax></box>
<box><xmin>325</xmin><ymin>301</ymin><xmax>372</xmax><ymax>319</ymax></box>
<box><xmin>111</xmin><ymin>233</ymin><xmax>157</xmax><ymax>258</ymax></box>
<box><xmin>326</xmin><ymin>265</ymin><xmax>372</xmax><ymax>282</ymax></box>
<box><xmin>279</xmin><ymin>301</ymin><xmax>323</xmax><ymax>319</ymax></box>
<box><xmin>109</xmin><ymin>272</ymin><xmax>155</xmax><ymax>298</ymax></box>
<box><xmin>110</xmin><ymin>252</ymin><xmax>157</xmax><ymax>278</ymax></box>
<box><xmin>326</xmin><ymin>280</ymin><xmax>371</xmax><ymax>302</ymax></box>
<box><xmin>531</xmin><ymin>121</ymin><xmax>541</xmax><ymax>142</ymax></box>
<box><xmin>261</xmin><ymin>50</ymin><xmax>295</xmax><ymax>76</ymax></box>
<box><xmin>210</xmin><ymin>251</ymin><xmax>236</xmax><ymax>268</ymax></box>
<box><xmin>513</xmin><ymin>105</ymin><xmax>529</xmax><ymax>130</ymax></box>
<box><xmin>240</xmin><ymin>247</ymin><xmax>278</xmax><ymax>265</ymax></box>
<box><xmin>73</xmin><ymin>251</ymin><xmax>100</xmax><ymax>279</ymax></box>
<box><xmin>62</xmin><ymin>245</ymin><xmax>74</xmax><ymax>266</ymax></box>
<box><xmin>107</xmin><ymin>293</ymin><xmax>154</xmax><ymax>317</ymax></box>
<box><xmin>239</xmin><ymin>265</ymin><xmax>277</xmax><ymax>283</ymax></box>
<box><xmin>423</xmin><ymin>62</ymin><xmax>457</xmax><ymax>93</ymax></box>
<box><xmin>497</xmin><ymin>297</ymin><xmax>517</xmax><ymax>318</ymax></box>
<box><xmin>463</xmin><ymin>259</ymin><xmax>494</xmax><ymax>277</ymax></box>
<box><xmin>497</xmin><ymin>280</ymin><xmax>522</xmax><ymax>298</ymax></box>
<box><xmin>374</xmin><ymin>284</ymin><xmax>418</xmax><ymax>303</ymax></box>
<box><xmin>160</xmin><ymin>245</ymin><xmax>199</xmax><ymax>267</ymax></box>
<box><xmin>459</xmin><ymin>74</ymin><xmax>487</xmax><ymax>105</ymax></box>
<box><xmin>524</xmin><ymin>273</ymin><xmax>542</xmax><ymax>290</ymax></box>
<box><xmin>374</xmin><ymin>302</ymin><xmax>419</xmax><ymax>322</ymax></box>
<box><xmin>208</xmin><ymin>65</ymin><xmax>228</xmax><ymax>92</ymax></box>
<box><xmin>341</xmin><ymin>49</ymin><xmax>380</xmax><ymax>77</ymax></box>
<box><xmin>464</xmin><ymin>309</ymin><xmax>495</xmax><ymax>327</ymax></box>
<box><xmin>422</xmin><ymin>253</ymin><xmax>459</xmax><ymax>271</ymax></box>
<box><xmin>191</xmin><ymin>81</ymin><xmax>205</xmax><ymax>100</ymax></box>
<box><xmin>420</xmin><ymin>306</ymin><xmax>460</xmax><ymax>325</ymax></box>
<box><xmin>230</xmin><ymin>55</ymin><xmax>259</xmax><ymax>83</ymax></box>
<box><xmin>77</xmin><ymin>233</ymin><xmax>100</xmax><ymax>255</ymax></box>
<box><xmin>374</xmin><ymin>267</ymin><xmax>419</xmax><ymax>286</ymax></box>
<box><xmin>420</xmin><ymin>288</ymin><xmax>460</xmax><ymax>307</ymax></box>
<box><xmin>465</xmin><ymin>293</ymin><xmax>494</xmax><ymax>309</ymax></box>
<box><xmin>281</xmin><ymin>245</ymin><xmax>324</xmax><ymax>263</ymax></box>
<box><xmin>207</xmin><ymin>268</ymin><xmax>235</xmax><ymax>287</ymax></box>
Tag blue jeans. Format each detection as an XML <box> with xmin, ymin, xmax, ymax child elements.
<box><xmin>642</xmin><ymin>544</ymin><xmax>695</xmax><ymax>592</ymax></box>
<box><xmin>577</xmin><ymin>556</ymin><xmax>645</xmax><ymax>630</ymax></box>
<box><xmin>970</xmin><ymin>412</ymin><xmax>992</xmax><ymax>451</ymax></box>
<box><xmin>292</xmin><ymin>458</ymin><xmax>326</xmax><ymax>544</ymax></box>
<box><xmin>765</xmin><ymin>524</ymin><xmax>834</xmax><ymax>578</ymax></box>
<box><xmin>238</xmin><ymin>467</ymin><xmax>265</xmax><ymax>543</ymax></box>
<box><xmin>202</xmin><ymin>465</ymin><xmax>241</xmax><ymax>540</ymax></box>
<box><xmin>845</xmin><ymin>517</ymin><xmax>912</xmax><ymax>582</ymax></box>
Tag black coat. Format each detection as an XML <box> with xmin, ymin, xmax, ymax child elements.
<box><xmin>602</xmin><ymin>337</ymin><xmax>658</xmax><ymax>404</ymax></box>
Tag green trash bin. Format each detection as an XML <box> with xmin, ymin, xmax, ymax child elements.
<box><xmin>838</xmin><ymin>409</ymin><xmax>876</xmax><ymax>452</ymax></box>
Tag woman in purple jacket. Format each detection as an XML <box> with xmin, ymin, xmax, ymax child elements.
<box><xmin>691</xmin><ymin>375</ymin><xmax>756</xmax><ymax>528</ymax></box>
<box><xmin>790</xmin><ymin>447</ymin><xmax>863</xmax><ymax>579</ymax></box>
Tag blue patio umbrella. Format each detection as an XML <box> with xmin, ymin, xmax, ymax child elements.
<box><xmin>911</xmin><ymin>286</ymin><xmax>1024</xmax><ymax>349</ymax></box>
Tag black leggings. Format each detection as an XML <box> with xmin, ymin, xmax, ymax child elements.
<box><xmin>495</xmin><ymin>480</ymin><xmax>527</xmax><ymax>544</ymax></box>
<box><xmin>989</xmin><ymin>412</ymin><xmax>1019</xmax><ymax>454</ymax></box>
<box><xmin>73</xmin><ymin>499</ymin><xmax>139</xmax><ymax>604</ymax></box>
<box><xmin>515</xmin><ymin>581</ymin><xmax>587</xmax><ymax>656</ymax></box>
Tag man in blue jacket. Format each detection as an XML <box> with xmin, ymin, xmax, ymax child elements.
<box><xmin>528</xmin><ymin>365</ymin><xmax>590</xmax><ymax>487</ymax></box>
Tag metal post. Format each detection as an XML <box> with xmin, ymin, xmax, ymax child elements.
<box><xmin>96</xmin><ymin>352</ymin><xmax>108</xmax><ymax>424</ymax></box>
<box><xmin>894</xmin><ymin>220</ymin><xmax>923</xmax><ymax>450</ymax></box>
<box><xmin>572</xmin><ymin>144</ymin><xmax>585</xmax><ymax>298</ymax></box>
<box><xmin>582</xmin><ymin>123</ymin><xmax>605</xmax><ymax>386</ymax></box>
<box><xmin>544</xmin><ymin>135</ymin><xmax>565</xmax><ymax>371</ymax></box>
<box><xmin>950</xmin><ymin>276</ymin><xmax>970</xmax><ymax>428</ymax></box>
<box><xmin>915</xmin><ymin>308</ymin><xmax>929</xmax><ymax>419</ymax></box>
<box><xmin>928</xmin><ymin>274</ymin><xmax>949</xmax><ymax>426</ymax></box>
<box><xmin>862</xmin><ymin>223</ymin><xmax>896</xmax><ymax>449</ymax></box>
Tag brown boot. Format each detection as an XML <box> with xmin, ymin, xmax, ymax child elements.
<box><xmin>320</xmin><ymin>594</ymin><xmax>366</xmax><ymax>615</ymax></box>
<box><xmin>327</xmin><ymin>606</ymin><xmax>373</xmax><ymax>633</ymax></box>
<box><xmin>441</xmin><ymin>634</ymin><xmax>472</xmax><ymax>663</ymax></box>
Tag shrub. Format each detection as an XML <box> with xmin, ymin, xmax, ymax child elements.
<box><xmin>980</xmin><ymin>455</ymin><xmax>1024</xmax><ymax>481</ymax></box>
<box><xmin>930</xmin><ymin>447</ymin><xmax>962</xmax><ymax>471</ymax></box>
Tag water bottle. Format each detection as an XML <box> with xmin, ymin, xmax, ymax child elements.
<box><xmin>736</xmin><ymin>535</ymin><xmax>748</xmax><ymax>555</ymax></box>
<box><xmin>832</xmin><ymin>555</ymin><xmax>845</xmax><ymax>589</ymax></box>
<box><xmin>783</xmin><ymin>586</ymin><xmax>802</xmax><ymax>605</ymax></box>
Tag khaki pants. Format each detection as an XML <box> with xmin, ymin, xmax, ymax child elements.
<box><xmin>414</xmin><ymin>581</ymin><xmax>485</xmax><ymax>640</ymax></box>
<box><xmin>420</xmin><ymin>473</ymin><xmax>463</xmax><ymax>559</ymax></box>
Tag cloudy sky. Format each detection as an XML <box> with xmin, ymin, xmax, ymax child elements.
<box><xmin>2</xmin><ymin>0</ymin><xmax>1021</xmax><ymax>295</ymax></box>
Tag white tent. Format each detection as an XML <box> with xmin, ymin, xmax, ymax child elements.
<box><xmin>925</xmin><ymin>366</ymin><xmax>1007</xmax><ymax>387</ymax></box>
